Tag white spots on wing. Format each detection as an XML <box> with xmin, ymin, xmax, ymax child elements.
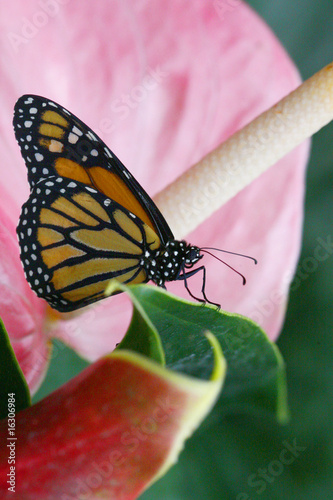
<box><xmin>72</xmin><ymin>126</ymin><xmax>82</xmax><ymax>136</ymax></box>
<box><xmin>68</xmin><ymin>132</ymin><xmax>79</xmax><ymax>144</ymax></box>
<box><xmin>104</xmin><ymin>199</ymin><xmax>111</xmax><ymax>206</ymax></box>
<box><xmin>29</xmin><ymin>107</ymin><xmax>38</xmax><ymax>114</ymax></box>
<box><xmin>86</xmin><ymin>131</ymin><xmax>98</xmax><ymax>142</ymax></box>
<box><xmin>49</xmin><ymin>140</ymin><xmax>64</xmax><ymax>153</ymax></box>
<box><xmin>42</xmin><ymin>168</ymin><xmax>49</xmax><ymax>175</ymax></box>
<box><xmin>35</xmin><ymin>153</ymin><xmax>44</xmax><ymax>162</ymax></box>
<box><xmin>24</xmin><ymin>121</ymin><xmax>32</xmax><ymax>128</ymax></box>
<box><xmin>67</xmin><ymin>182</ymin><xmax>77</xmax><ymax>188</ymax></box>
<box><xmin>27</xmin><ymin>228</ymin><xmax>32</xmax><ymax>236</ymax></box>
<box><xmin>104</xmin><ymin>147</ymin><xmax>112</xmax><ymax>158</ymax></box>
<box><xmin>90</xmin><ymin>149</ymin><xmax>98</xmax><ymax>157</ymax></box>
<box><xmin>85</xmin><ymin>187</ymin><xmax>97</xmax><ymax>193</ymax></box>
<box><xmin>24</xmin><ymin>97</ymin><xmax>33</xmax><ymax>104</ymax></box>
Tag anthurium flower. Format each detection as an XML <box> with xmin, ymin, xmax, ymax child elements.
<box><xmin>0</xmin><ymin>0</ymin><xmax>309</xmax><ymax>393</ymax></box>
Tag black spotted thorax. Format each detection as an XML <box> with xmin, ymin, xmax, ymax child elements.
<box><xmin>143</xmin><ymin>240</ymin><xmax>202</xmax><ymax>287</ymax></box>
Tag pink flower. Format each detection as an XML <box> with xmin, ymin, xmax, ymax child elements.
<box><xmin>0</xmin><ymin>0</ymin><xmax>308</xmax><ymax>393</ymax></box>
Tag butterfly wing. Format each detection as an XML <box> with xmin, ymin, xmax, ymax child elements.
<box><xmin>17</xmin><ymin>177</ymin><xmax>161</xmax><ymax>312</ymax></box>
<box><xmin>13</xmin><ymin>94</ymin><xmax>174</xmax><ymax>245</ymax></box>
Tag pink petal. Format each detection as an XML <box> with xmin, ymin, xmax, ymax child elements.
<box><xmin>0</xmin><ymin>0</ymin><xmax>308</xmax><ymax>364</ymax></box>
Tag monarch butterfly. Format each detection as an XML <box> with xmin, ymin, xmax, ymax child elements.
<box><xmin>14</xmin><ymin>95</ymin><xmax>253</xmax><ymax>313</ymax></box>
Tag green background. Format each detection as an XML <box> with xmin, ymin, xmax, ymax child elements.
<box><xmin>33</xmin><ymin>2</ymin><xmax>333</xmax><ymax>499</ymax></box>
<box><xmin>142</xmin><ymin>2</ymin><xmax>333</xmax><ymax>499</ymax></box>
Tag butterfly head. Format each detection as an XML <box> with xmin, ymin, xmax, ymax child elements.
<box><xmin>184</xmin><ymin>244</ymin><xmax>202</xmax><ymax>267</ymax></box>
<box><xmin>143</xmin><ymin>239</ymin><xmax>202</xmax><ymax>289</ymax></box>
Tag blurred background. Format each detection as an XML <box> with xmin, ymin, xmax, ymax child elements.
<box><xmin>31</xmin><ymin>2</ymin><xmax>333</xmax><ymax>499</ymax></box>
<box><xmin>142</xmin><ymin>2</ymin><xmax>333</xmax><ymax>499</ymax></box>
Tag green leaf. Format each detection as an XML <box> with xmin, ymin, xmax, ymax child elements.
<box><xmin>115</xmin><ymin>290</ymin><xmax>165</xmax><ymax>365</ymax></box>
<box><xmin>116</xmin><ymin>284</ymin><xmax>288</xmax><ymax>423</ymax></box>
<box><xmin>0</xmin><ymin>319</ymin><xmax>30</xmax><ymax>419</ymax></box>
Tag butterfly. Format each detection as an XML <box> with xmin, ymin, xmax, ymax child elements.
<box><xmin>13</xmin><ymin>94</ymin><xmax>225</xmax><ymax>313</ymax></box>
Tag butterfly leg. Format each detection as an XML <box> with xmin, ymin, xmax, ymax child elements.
<box><xmin>177</xmin><ymin>266</ymin><xmax>220</xmax><ymax>308</ymax></box>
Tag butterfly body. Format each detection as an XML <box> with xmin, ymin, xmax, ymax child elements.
<box><xmin>14</xmin><ymin>95</ymin><xmax>207</xmax><ymax>312</ymax></box>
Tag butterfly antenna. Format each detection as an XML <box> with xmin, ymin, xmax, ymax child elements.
<box><xmin>200</xmin><ymin>249</ymin><xmax>255</xmax><ymax>285</ymax></box>
<box><xmin>201</xmin><ymin>247</ymin><xmax>257</xmax><ymax>265</ymax></box>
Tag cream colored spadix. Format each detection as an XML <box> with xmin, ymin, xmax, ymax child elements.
<box><xmin>155</xmin><ymin>62</ymin><xmax>333</xmax><ymax>239</ymax></box>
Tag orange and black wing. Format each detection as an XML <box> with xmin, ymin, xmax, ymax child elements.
<box><xmin>16</xmin><ymin>177</ymin><xmax>161</xmax><ymax>312</ymax></box>
<box><xmin>13</xmin><ymin>94</ymin><xmax>174</xmax><ymax>244</ymax></box>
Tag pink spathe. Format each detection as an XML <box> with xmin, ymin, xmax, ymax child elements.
<box><xmin>0</xmin><ymin>1</ymin><xmax>308</xmax><ymax>392</ymax></box>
